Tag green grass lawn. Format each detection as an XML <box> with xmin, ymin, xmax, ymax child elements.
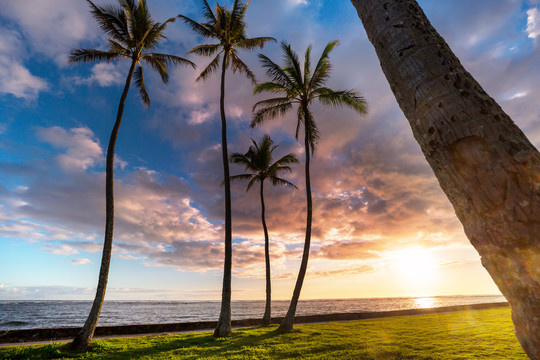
<box><xmin>0</xmin><ymin>307</ymin><xmax>527</xmax><ymax>359</ymax></box>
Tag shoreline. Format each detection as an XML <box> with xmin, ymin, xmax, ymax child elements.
<box><xmin>0</xmin><ymin>301</ymin><xmax>509</xmax><ymax>345</ymax></box>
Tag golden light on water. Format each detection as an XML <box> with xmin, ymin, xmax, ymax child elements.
<box><xmin>414</xmin><ymin>297</ymin><xmax>436</xmax><ymax>309</ymax></box>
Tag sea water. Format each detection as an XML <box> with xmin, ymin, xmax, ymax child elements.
<box><xmin>0</xmin><ymin>295</ymin><xmax>505</xmax><ymax>330</ymax></box>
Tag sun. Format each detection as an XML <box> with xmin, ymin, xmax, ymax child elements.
<box><xmin>392</xmin><ymin>248</ymin><xmax>438</xmax><ymax>283</ymax></box>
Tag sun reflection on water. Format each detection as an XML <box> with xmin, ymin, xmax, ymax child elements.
<box><xmin>414</xmin><ymin>297</ymin><xmax>436</xmax><ymax>309</ymax></box>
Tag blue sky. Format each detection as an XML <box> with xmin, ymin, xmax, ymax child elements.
<box><xmin>1</xmin><ymin>0</ymin><xmax>540</xmax><ymax>301</ymax></box>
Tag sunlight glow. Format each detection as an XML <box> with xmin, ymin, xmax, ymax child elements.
<box><xmin>393</xmin><ymin>248</ymin><xmax>437</xmax><ymax>283</ymax></box>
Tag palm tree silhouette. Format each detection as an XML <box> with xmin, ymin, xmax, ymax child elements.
<box><xmin>179</xmin><ymin>0</ymin><xmax>275</xmax><ymax>337</ymax></box>
<box><xmin>251</xmin><ymin>40</ymin><xmax>368</xmax><ymax>331</ymax></box>
<box><xmin>230</xmin><ymin>135</ymin><xmax>298</xmax><ymax>325</ymax></box>
<box><xmin>68</xmin><ymin>0</ymin><xmax>194</xmax><ymax>349</ymax></box>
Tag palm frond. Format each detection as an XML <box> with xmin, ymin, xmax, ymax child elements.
<box><xmin>281</xmin><ymin>41</ymin><xmax>303</xmax><ymax>88</ymax></box>
<box><xmin>144</xmin><ymin>53</ymin><xmax>196</xmax><ymax>69</ymax></box>
<box><xmin>178</xmin><ymin>14</ymin><xmax>216</xmax><ymax>39</ymax></box>
<box><xmin>200</xmin><ymin>0</ymin><xmax>217</xmax><ymax>24</ymax></box>
<box><xmin>310</xmin><ymin>39</ymin><xmax>338</xmax><ymax>88</ymax></box>
<box><xmin>230</xmin><ymin>174</ymin><xmax>255</xmax><ymax>187</ymax></box>
<box><xmin>270</xmin><ymin>177</ymin><xmax>298</xmax><ymax>189</ymax></box>
<box><xmin>231</xmin><ymin>52</ymin><xmax>256</xmax><ymax>84</ymax></box>
<box><xmin>251</xmin><ymin>101</ymin><xmax>294</xmax><ymax>128</ymax></box>
<box><xmin>246</xmin><ymin>176</ymin><xmax>259</xmax><ymax>192</ymax></box>
<box><xmin>134</xmin><ymin>64</ymin><xmax>150</xmax><ymax>106</ymax></box>
<box><xmin>235</xmin><ymin>36</ymin><xmax>276</xmax><ymax>50</ymax></box>
<box><xmin>271</xmin><ymin>153</ymin><xmax>299</xmax><ymax>167</ymax></box>
<box><xmin>314</xmin><ymin>88</ymin><xmax>368</xmax><ymax>113</ymax></box>
<box><xmin>196</xmin><ymin>53</ymin><xmax>221</xmax><ymax>82</ymax></box>
<box><xmin>252</xmin><ymin>97</ymin><xmax>293</xmax><ymax>112</ymax></box>
<box><xmin>141</xmin><ymin>54</ymin><xmax>169</xmax><ymax>83</ymax></box>
<box><xmin>86</xmin><ymin>0</ymin><xmax>128</xmax><ymax>46</ymax></box>
<box><xmin>302</xmin><ymin>108</ymin><xmax>320</xmax><ymax>155</ymax></box>
<box><xmin>68</xmin><ymin>48</ymin><xmax>124</xmax><ymax>63</ymax></box>
<box><xmin>230</xmin><ymin>0</ymin><xmax>248</xmax><ymax>32</ymax></box>
<box><xmin>189</xmin><ymin>43</ymin><xmax>221</xmax><ymax>57</ymax></box>
<box><xmin>304</xmin><ymin>44</ymin><xmax>312</xmax><ymax>88</ymax></box>
<box><xmin>256</xmin><ymin>54</ymin><xmax>294</xmax><ymax>90</ymax></box>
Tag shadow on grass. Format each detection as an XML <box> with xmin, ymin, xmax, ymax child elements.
<box><xmin>1</xmin><ymin>326</ymin><xmax>307</xmax><ymax>360</ymax></box>
<box><xmin>1</xmin><ymin>325</ymin><xmax>412</xmax><ymax>360</ymax></box>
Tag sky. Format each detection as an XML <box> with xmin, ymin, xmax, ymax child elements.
<box><xmin>1</xmin><ymin>0</ymin><xmax>539</xmax><ymax>301</ymax></box>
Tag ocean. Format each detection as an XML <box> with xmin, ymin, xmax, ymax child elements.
<box><xmin>0</xmin><ymin>295</ymin><xmax>505</xmax><ymax>331</ymax></box>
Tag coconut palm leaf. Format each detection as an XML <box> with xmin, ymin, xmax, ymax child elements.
<box><xmin>134</xmin><ymin>65</ymin><xmax>150</xmax><ymax>106</ymax></box>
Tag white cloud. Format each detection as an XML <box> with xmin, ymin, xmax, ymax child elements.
<box><xmin>70</xmin><ymin>258</ymin><xmax>92</xmax><ymax>265</ymax></box>
<box><xmin>73</xmin><ymin>63</ymin><xmax>125</xmax><ymax>87</ymax></box>
<box><xmin>46</xmin><ymin>244</ymin><xmax>79</xmax><ymax>255</ymax></box>
<box><xmin>37</xmin><ymin>127</ymin><xmax>103</xmax><ymax>172</ymax></box>
<box><xmin>527</xmin><ymin>8</ymin><xmax>540</xmax><ymax>39</ymax></box>
<box><xmin>0</xmin><ymin>55</ymin><xmax>48</xmax><ymax>100</ymax></box>
<box><xmin>2</xmin><ymin>0</ymin><xmax>96</xmax><ymax>65</ymax></box>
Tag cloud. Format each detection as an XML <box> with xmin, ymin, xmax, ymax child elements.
<box><xmin>72</xmin><ymin>63</ymin><xmax>125</xmax><ymax>87</ymax></box>
<box><xmin>527</xmin><ymin>8</ymin><xmax>540</xmax><ymax>39</ymax></box>
<box><xmin>70</xmin><ymin>258</ymin><xmax>92</xmax><ymax>265</ymax></box>
<box><xmin>2</xmin><ymin>0</ymin><xmax>97</xmax><ymax>65</ymax></box>
<box><xmin>309</xmin><ymin>265</ymin><xmax>375</xmax><ymax>278</ymax></box>
<box><xmin>312</xmin><ymin>241</ymin><xmax>380</xmax><ymax>260</ymax></box>
<box><xmin>37</xmin><ymin>127</ymin><xmax>103</xmax><ymax>172</ymax></box>
<box><xmin>0</xmin><ymin>55</ymin><xmax>48</xmax><ymax>100</ymax></box>
<box><xmin>45</xmin><ymin>244</ymin><xmax>79</xmax><ymax>255</ymax></box>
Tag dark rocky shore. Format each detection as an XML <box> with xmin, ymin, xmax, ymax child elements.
<box><xmin>0</xmin><ymin>302</ymin><xmax>508</xmax><ymax>344</ymax></box>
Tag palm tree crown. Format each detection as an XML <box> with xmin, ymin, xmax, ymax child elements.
<box><xmin>70</xmin><ymin>0</ymin><xmax>195</xmax><ymax>106</ymax></box>
<box><xmin>251</xmin><ymin>40</ymin><xmax>367</xmax><ymax>153</ymax></box>
<box><xmin>179</xmin><ymin>0</ymin><xmax>275</xmax><ymax>82</ymax></box>
<box><xmin>230</xmin><ymin>135</ymin><xmax>298</xmax><ymax>191</ymax></box>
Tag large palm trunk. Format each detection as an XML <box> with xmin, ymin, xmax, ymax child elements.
<box><xmin>71</xmin><ymin>59</ymin><xmax>137</xmax><ymax>350</ymax></box>
<box><xmin>351</xmin><ymin>1</ymin><xmax>540</xmax><ymax>358</ymax></box>
<box><xmin>214</xmin><ymin>53</ymin><xmax>233</xmax><ymax>338</ymax></box>
<box><xmin>260</xmin><ymin>181</ymin><xmax>272</xmax><ymax>325</ymax></box>
<box><xmin>279</xmin><ymin>119</ymin><xmax>313</xmax><ymax>331</ymax></box>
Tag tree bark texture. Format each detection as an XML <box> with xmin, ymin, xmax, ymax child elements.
<box><xmin>351</xmin><ymin>1</ymin><xmax>540</xmax><ymax>358</ymax></box>
<box><xmin>279</xmin><ymin>114</ymin><xmax>314</xmax><ymax>331</ymax></box>
<box><xmin>261</xmin><ymin>181</ymin><xmax>272</xmax><ymax>325</ymax></box>
<box><xmin>71</xmin><ymin>59</ymin><xmax>137</xmax><ymax>350</ymax></box>
<box><xmin>214</xmin><ymin>53</ymin><xmax>233</xmax><ymax>338</ymax></box>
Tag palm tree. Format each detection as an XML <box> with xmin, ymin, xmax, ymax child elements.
<box><xmin>179</xmin><ymin>0</ymin><xmax>274</xmax><ymax>337</ymax></box>
<box><xmin>251</xmin><ymin>41</ymin><xmax>367</xmax><ymax>331</ymax></box>
<box><xmin>351</xmin><ymin>1</ymin><xmax>539</xmax><ymax>358</ymax></box>
<box><xmin>68</xmin><ymin>0</ymin><xmax>194</xmax><ymax>350</ymax></box>
<box><xmin>230</xmin><ymin>134</ymin><xmax>298</xmax><ymax>325</ymax></box>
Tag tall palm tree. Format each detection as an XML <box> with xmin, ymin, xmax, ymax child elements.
<box><xmin>68</xmin><ymin>0</ymin><xmax>194</xmax><ymax>350</ymax></box>
<box><xmin>230</xmin><ymin>135</ymin><xmax>298</xmax><ymax>325</ymax></box>
<box><xmin>251</xmin><ymin>40</ymin><xmax>367</xmax><ymax>331</ymax></box>
<box><xmin>351</xmin><ymin>1</ymin><xmax>539</xmax><ymax>358</ymax></box>
<box><xmin>179</xmin><ymin>0</ymin><xmax>274</xmax><ymax>337</ymax></box>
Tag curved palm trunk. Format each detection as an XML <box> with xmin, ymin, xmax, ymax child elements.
<box><xmin>71</xmin><ymin>59</ymin><xmax>137</xmax><ymax>350</ymax></box>
<box><xmin>260</xmin><ymin>181</ymin><xmax>272</xmax><ymax>325</ymax></box>
<box><xmin>279</xmin><ymin>117</ymin><xmax>313</xmax><ymax>331</ymax></box>
<box><xmin>351</xmin><ymin>1</ymin><xmax>540</xmax><ymax>358</ymax></box>
<box><xmin>214</xmin><ymin>53</ymin><xmax>233</xmax><ymax>338</ymax></box>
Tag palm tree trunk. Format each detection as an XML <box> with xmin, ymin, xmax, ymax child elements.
<box><xmin>71</xmin><ymin>59</ymin><xmax>137</xmax><ymax>350</ymax></box>
<box><xmin>351</xmin><ymin>1</ymin><xmax>540</xmax><ymax>358</ymax></box>
<box><xmin>260</xmin><ymin>180</ymin><xmax>272</xmax><ymax>325</ymax></box>
<box><xmin>214</xmin><ymin>52</ymin><xmax>233</xmax><ymax>338</ymax></box>
<box><xmin>279</xmin><ymin>115</ymin><xmax>313</xmax><ymax>331</ymax></box>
